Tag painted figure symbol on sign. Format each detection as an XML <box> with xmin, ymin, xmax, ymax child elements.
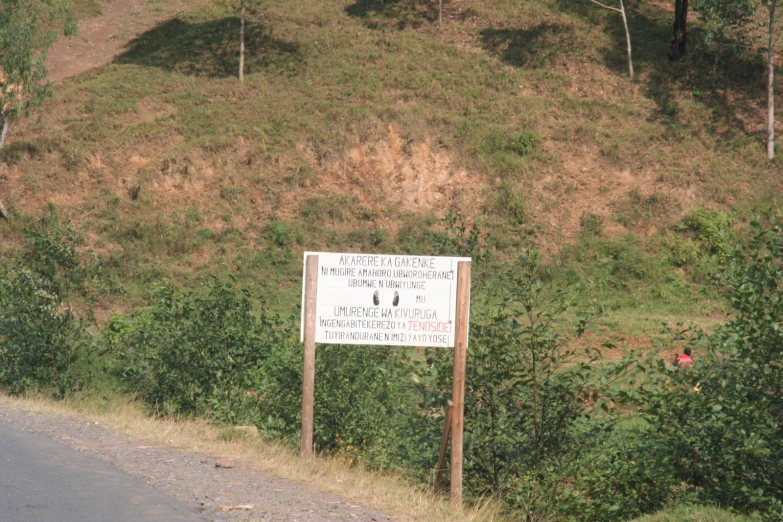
<box><xmin>373</xmin><ymin>290</ymin><xmax>379</xmax><ymax>306</ymax></box>
<box><xmin>393</xmin><ymin>291</ymin><xmax>400</xmax><ymax>307</ymax></box>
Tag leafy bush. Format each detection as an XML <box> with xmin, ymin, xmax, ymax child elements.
<box><xmin>0</xmin><ymin>267</ymin><xmax>92</xmax><ymax>396</ymax></box>
<box><xmin>513</xmin><ymin>132</ymin><xmax>538</xmax><ymax>157</ymax></box>
<box><xmin>680</xmin><ymin>208</ymin><xmax>734</xmax><ymax>259</ymax></box>
<box><xmin>667</xmin><ymin>235</ymin><xmax>700</xmax><ymax>267</ymax></box>
<box><xmin>632</xmin><ymin>505</ymin><xmax>762</xmax><ymax>522</ymax></box>
<box><xmin>633</xmin><ymin>214</ymin><xmax>783</xmax><ymax>519</ymax></box>
<box><xmin>423</xmin><ymin>254</ymin><xmax>607</xmax><ymax>520</ymax></box>
<box><xmin>108</xmin><ymin>280</ymin><xmax>300</xmax><ymax>425</ymax></box>
<box><xmin>22</xmin><ymin>204</ymin><xmax>85</xmax><ymax>297</ymax></box>
<box><xmin>489</xmin><ymin>183</ymin><xmax>528</xmax><ymax>225</ymax></box>
<box><xmin>313</xmin><ymin>345</ymin><xmax>418</xmax><ymax>461</ymax></box>
<box><xmin>0</xmin><ymin>208</ymin><xmax>91</xmax><ymax>396</ymax></box>
<box><xmin>107</xmin><ymin>279</ymin><xmax>419</xmax><ymax>455</ymax></box>
<box><xmin>562</xmin><ymin>417</ymin><xmax>684</xmax><ymax>522</ymax></box>
<box><xmin>263</xmin><ymin>218</ymin><xmax>292</xmax><ymax>247</ymax></box>
<box><xmin>559</xmin><ymin>235</ymin><xmax>667</xmax><ymax>294</ymax></box>
<box><xmin>425</xmin><ymin>208</ymin><xmax>481</xmax><ymax>258</ymax></box>
<box><xmin>580</xmin><ymin>212</ymin><xmax>605</xmax><ymax>237</ymax></box>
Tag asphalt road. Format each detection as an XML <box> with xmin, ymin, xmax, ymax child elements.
<box><xmin>0</xmin><ymin>422</ymin><xmax>205</xmax><ymax>522</ymax></box>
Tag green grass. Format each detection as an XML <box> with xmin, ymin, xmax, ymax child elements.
<box><xmin>632</xmin><ymin>505</ymin><xmax>761</xmax><ymax>522</ymax></box>
<box><xmin>0</xmin><ymin>0</ymin><xmax>777</xmax><ymax>345</ymax></box>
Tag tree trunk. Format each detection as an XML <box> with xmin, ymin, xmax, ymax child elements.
<box><xmin>439</xmin><ymin>0</ymin><xmax>442</xmax><ymax>25</ymax></box>
<box><xmin>0</xmin><ymin>110</ymin><xmax>8</xmax><ymax>220</ymax></box>
<box><xmin>668</xmin><ymin>0</ymin><xmax>688</xmax><ymax>60</ymax></box>
<box><xmin>619</xmin><ymin>0</ymin><xmax>634</xmax><ymax>80</ymax></box>
<box><xmin>768</xmin><ymin>1</ymin><xmax>777</xmax><ymax>160</ymax></box>
<box><xmin>0</xmin><ymin>111</ymin><xmax>8</xmax><ymax>151</ymax></box>
<box><xmin>239</xmin><ymin>0</ymin><xmax>245</xmax><ymax>82</ymax></box>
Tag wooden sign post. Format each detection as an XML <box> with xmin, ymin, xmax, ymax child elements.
<box><xmin>450</xmin><ymin>261</ymin><xmax>471</xmax><ymax>507</ymax></box>
<box><xmin>301</xmin><ymin>254</ymin><xmax>318</xmax><ymax>456</ymax></box>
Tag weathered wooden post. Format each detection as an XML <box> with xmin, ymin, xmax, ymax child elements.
<box><xmin>450</xmin><ymin>261</ymin><xmax>471</xmax><ymax>507</ymax></box>
<box><xmin>301</xmin><ymin>254</ymin><xmax>318</xmax><ymax>456</ymax></box>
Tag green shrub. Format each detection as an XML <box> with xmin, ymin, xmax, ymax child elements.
<box><xmin>680</xmin><ymin>208</ymin><xmax>734</xmax><ymax>258</ymax></box>
<box><xmin>0</xmin><ymin>208</ymin><xmax>91</xmax><ymax>397</ymax></box>
<box><xmin>480</xmin><ymin>130</ymin><xmax>538</xmax><ymax>158</ymax></box>
<box><xmin>633</xmin><ymin>214</ymin><xmax>783</xmax><ymax>519</ymax></box>
<box><xmin>489</xmin><ymin>183</ymin><xmax>528</xmax><ymax>225</ymax></box>
<box><xmin>513</xmin><ymin>132</ymin><xmax>538</xmax><ymax>157</ymax></box>
<box><xmin>561</xmin><ymin>417</ymin><xmax>684</xmax><ymax>521</ymax></box>
<box><xmin>425</xmin><ymin>208</ymin><xmax>480</xmax><ymax>257</ymax></box>
<box><xmin>0</xmin><ymin>267</ymin><xmax>92</xmax><ymax>396</ymax></box>
<box><xmin>559</xmin><ymin>235</ymin><xmax>666</xmax><ymax>295</ymax></box>
<box><xmin>580</xmin><ymin>212</ymin><xmax>604</xmax><ymax>237</ymax></box>
<box><xmin>424</xmin><ymin>254</ymin><xmax>606</xmax><ymax>520</ymax></box>
<box><xmin>22</xmin><ymin>204</ymin><xmax>85</xmax><ymax>297</ymax></box>
<box><xmin>667</xmin><ymin>236</ymin><xmax>699</xmax><ymax>267</ymax></box>
<box><xmin>313</xmin><ymin>345</ymin><xmax>418</xmax><ymax>460</ymax></box>
<box><xmin>263</xmin><ymin>218</ymin><xmax>291</xmax><ymax>247</ymax></box>
<box><xmin>108</xmin><ymin>280</ymin><xmax>298</xmax><ymax>424</ymax></box>
<box><xmin>632</xmin><ymin>505</ymin><xmax>761</xmax><ymax>522</ymax></box>
<box><xmin>299</xmin><ymin>195</ymin><xmax>351</xmax><ymax>222</ymax></box>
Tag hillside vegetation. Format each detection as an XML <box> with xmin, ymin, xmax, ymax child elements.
<box><xmin>2</xmin><ymin>0</ymin><xmax>783</xmax><ymax>520</ymax></box>
<box><xmin>1</xmin><ymin>0</ymin><xmax>778</xmax><ymax>333</ymax></box>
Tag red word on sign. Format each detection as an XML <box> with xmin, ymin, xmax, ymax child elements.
<box><xmin>408</xmin><ymin>320</ymin><xmax>451</xmax><ymax>333</ymax></box>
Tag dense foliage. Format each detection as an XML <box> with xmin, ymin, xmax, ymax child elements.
<box><xmin>628</xmin><ymin>214</ymin><xmax>783</xmax><ymax>520</ymax></box>
<box><xmin>424</xmin><ymin>255</ymin><xmax>606</xmax><ymax>519</ymax></box>
<box><xmin>0</xmin><ymin>208</ymin><xmax>90</xmax><ymax>396</ymax></box>
<box><xmin>7</xmin><ymin>208</ymin><xmax>783</xmax><ymax>520</ymax></box>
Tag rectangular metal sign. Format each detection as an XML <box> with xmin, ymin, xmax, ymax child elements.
<box><xmin>300</xmin><ymin>252</ymin><xmax>470</xmax><ymax>347</ymax></box>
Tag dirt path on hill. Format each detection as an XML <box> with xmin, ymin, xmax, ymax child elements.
<box><xmin>47</xmin><ymin>0</ymin><xmax>204</xmax><ymax>81</ymax></box>
<box><xmin>0</xmin><ymin>404</ymin><xmax>394</xmax><ymax>522</ymax></box>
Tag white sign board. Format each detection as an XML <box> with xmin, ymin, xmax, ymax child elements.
<box><xmin>301</xmin><ymin>252</ymin><xmax>470</xmax><ymax>347</ymax></box>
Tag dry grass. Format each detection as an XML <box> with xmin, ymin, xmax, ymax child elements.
<box><xmin>0</xmin><ymin>393</ymin><xmax>503</xmax><ymax>522</ymax></box>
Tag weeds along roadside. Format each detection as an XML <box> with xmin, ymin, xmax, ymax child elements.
<box><xmin>0</xmin><ymin>393</ymin><xmax>502</xmax><ymax>522</ymax></box>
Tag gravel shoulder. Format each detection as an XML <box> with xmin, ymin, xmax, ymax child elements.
<box><xmin>0</xmin><ymin>403</ymin><xmax>394</xmax><ymax>522</ymax></box>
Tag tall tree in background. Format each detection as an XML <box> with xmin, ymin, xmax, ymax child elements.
<box><xmin>667</xmin><ymin>0</ymin><xmax>688</xmax><ymax>60</ymax></box>
<box><xmin>0</xmin><ymin>0</ymin><xmax>74</xmax><ymax>219</ymax></box>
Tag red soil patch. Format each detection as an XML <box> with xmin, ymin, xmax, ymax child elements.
<box><xmin>47</xmin><ymin>0</ymin><xmax>208</xmax><ymax>82</ymax></box>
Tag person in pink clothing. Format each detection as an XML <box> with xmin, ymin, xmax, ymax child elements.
<box><xmin>673</xmin><ymin>347</ymin><xmax>693</xmax><ymax>368</ymax></box>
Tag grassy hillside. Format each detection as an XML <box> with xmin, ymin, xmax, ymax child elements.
<box><xmin>1</xmin><ymin>0</ymin><xmax>779</xmax><ymax>336</ymax></box>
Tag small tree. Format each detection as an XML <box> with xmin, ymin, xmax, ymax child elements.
<box><xmin>237</xmin><ymin>0</ymin><xmax>263</xmax><ymax>82</ymax></box>
<box><xmin>586</xmin><ymin>0</ymin><xmax>634</xmax><ymax>80</ymax></box>
<box><xmin>0</xmin><ymin>0</ymin><xmax>74</xmax><ymax>217</ymax></box>
<box><xmin>668</xmin><ymin>0</ymin><xmax>688</xmax><ymax>60</ymax></box>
